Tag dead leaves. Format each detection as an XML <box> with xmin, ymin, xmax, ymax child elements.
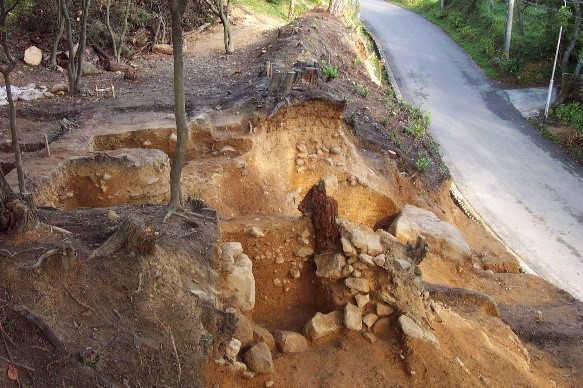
<box><xmin>6</xmin><ymin>363</ymin><xmax>18</xmax><ymax>381</ymax></box>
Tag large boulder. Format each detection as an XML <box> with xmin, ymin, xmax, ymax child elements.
<box><xmin>223</xmin><ymin>249</ymin><xmax>256</xmax><ymax>312</ymax></box>
<box><xmin>389</xmin><ymin>204</ymin><xmax>471</xmax><ymax>261</ymax></box>
<box><xmin>337</xmin><ymin>219</ymin><xmax>383</xmax><ymax>256</ymax></box>
<box><xmin>24</xmin><ymin>46</ymin><xmax>42</xmax><ymax>66</ymax></box>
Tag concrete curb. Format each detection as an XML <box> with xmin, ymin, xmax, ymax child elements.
<box><xmin>359</xmin><ymin>19</ymin><xmax>403</xmax><ymax>102</ymax></box>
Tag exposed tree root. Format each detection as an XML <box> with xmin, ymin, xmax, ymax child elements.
<box><xmin>18</xmin><ymin>244</ymin><xmax>75</xmax><ymax>270</ymax></box>
<box><xmin>12</xmin><ymin>304</ymin><xmax>68</xmax><ymax>354</ymax></box>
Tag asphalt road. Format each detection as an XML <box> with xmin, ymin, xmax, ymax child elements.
<box><xmin>360</xmin><ymin>0</ymin><xmax>583</xmax><ymax>300</ymax></box>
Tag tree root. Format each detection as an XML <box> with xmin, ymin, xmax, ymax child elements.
<box><xmin>18</xmin><ymin>244</ymin><xmax>75</xmax><ymax>270</ymax></box>
<box><xmin>12</xmin><ymin>304</ymin><xmax>68</xmax><ymax>354</ymax></box>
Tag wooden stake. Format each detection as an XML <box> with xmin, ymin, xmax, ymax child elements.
<box><xmin>44</xmin><ymin>134</ymin><xmax>50</xmax><ymax>156</ymax></box>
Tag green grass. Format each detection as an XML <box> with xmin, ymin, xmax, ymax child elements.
<box><xmin>235</xmin><ymin>0</ymin><xmax>321</xmax><ymax>21</ymax></box>
<box><xmin>320</xmin><ymin>60</ymin><xmax>339</xmax><ymax>81</ymax></box>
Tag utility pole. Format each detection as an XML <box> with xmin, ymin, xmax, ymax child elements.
<box><xmin>503</xmin><ymin>0</ymin><xmax>515</xmax><ymax>59</ymax></box>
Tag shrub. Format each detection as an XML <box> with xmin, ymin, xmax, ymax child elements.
<box><xmin>415</xmin><ymin>153</ymin><xmax>430</xmax><ymax>172</ymax></box>
<box><xmin>320</xmin><ymin>60</ymin><xmax>339</xmax><ymax>81</ymax></box>
<box><xmin>554</xmin><ymin>102</ymin><xmax>583</xmax><ymax>135</ymax></box>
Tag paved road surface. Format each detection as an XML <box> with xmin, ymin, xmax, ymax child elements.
<box><xmin>360</xmin><ymin>0</ymin><xmax>583</xmax><ymax>300</ymax></box>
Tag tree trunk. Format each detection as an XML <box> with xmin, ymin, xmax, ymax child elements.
<box><xmin>89</xmin><ymin>215</ymin><xmax>156</xmax><ymax>259</ymax></box>
<box><xmin>60</xmin><ymin>0</ymin><xmax>91</xmax><ymax>95</ymax></box>
<box><xmin>327</xmin><ymin>0</ymin><xmax>344</xmax><ymax>16</ymax></box>
<box><xmin>50</xmin><ymin>4</ymin><xmax>65</xmax><ymax>70</ymax></box>
<box><xmin>0</xmin><ymin>171</ymin><xmax>38</xmax><ymax>234</ymax></box>
<box><xmin>0</xmin><ymin>0</ymin><xmax>25</xmax><ymax>193</ymax></box>
<box><xmin>298</xmin><ymin>181</ymin><xmax>341</xmax><ymax>254</ymax></box>
<box><xmin>219</xmin><ymin>9</ymin><xmax>233</xmax><ymax>54</ymax></box>
<box><xmin>553</xmin><ymin>3</ymin><xmax>581</xmax><ymax>108</ymax></box>
<box><xmin>288</xmin><ymin>0</ymin><xmax>295</xmax><ymax>18</ymax></box>
<box><xmin>168</xmin><ymin>0</ymin><xmax>189</xmax><ymax>212</ymax></box>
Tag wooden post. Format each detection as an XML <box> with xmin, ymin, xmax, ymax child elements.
<box><xmin>266</xmin><ymin>61</ymin><xmax>272</xmax><ymax>78</ymax></box>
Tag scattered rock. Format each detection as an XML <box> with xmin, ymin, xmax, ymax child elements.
<box><xmin>363</xmin><ymin>313</ymin><xmax>378</xmax><ymax>329</ymax></box>
<box><xmin>373</xmin><ymin>254</ymin><xmax>386</xmax><ymax>267</ymax></box>
<box><xmin>18</xmin><ymin>89</ymin><xmax>45</xmax><ymax>101</ymax></box>
<box><xmin>265</xmin><ymin>381</ymin><xmax>274</xmax><ymax>387</ymax></box>
<box><xmin>338</xmin><ymin>219</ymin><xmax>383</xmax><ymax>256</ymax></box>
<box><xmin>344</xmin><ymin>303</ymin><xmax>362</xmax><ymax>331</ymax></box>
<box><xmin>362</xmin><ymin>331</ymin><xmax>377</xmax><ymax>343</ymax></box>
<box><xmin>152</xmin><ymin>43</ymin><xmax>173</xmax><ymax>55</ymax></box>
<box><xmin>224</xmin><ymin>338</ymin><xmax>242</xmax><ymax>361</ymax></box>
<box><xmin>398</xmin><ymin>315</ymin><xmax>437</xmax><ymax>345</ymax></box>
<box><xmin>344</xmin><ymin>277</ymin><xmax>371</xmax><ymax>293</ymax></box>
<box><xmin>393</xmin><ymin>259</ymin><xmax>412</xmax><ymax>271</ymax></box>
<box><xmin>43</xmin><ymin>91</ymin><xmax>55</xmax><ymax>99</ymax></box>
<box><xmin>288</xmin><ymin>268</ymin><xmax>301</xmax><ymax>279</ymax></box>
<box><xmin>253</xmin><ymin>324</ymin><xmax>276</xmax><ymax>351</ymax></box>
<box><xmin>354</xmin><ymin>293</ymin><xmax>370</xmax><ymax>308</ymax></box>
<box><xmin>246</xmin><ymin>226</ymin><xmax>266</xmax><ymax>238</ymax></box>
<box><xmin>294</xmin><ymin>246</ymin><xmax>314</xmax><ymax>258</ymax></box>
<box><xmin>244</xmin><ymin>342</ymin><xmax>274</xmax><ymax>374</ymax></box>
<box><xmin>359</xmin><ymin>253</ymin><xmax>375</xmax><ymax>266</ymax></box>
<box><xmin>390</xmin><ymin>204</ymin><xmax>471</xmax><ymax>261</ymax></box>
<box><xmin>273</xmin><ymin>330</ymin><xmax>308</xmax><ymax>353</ymax></box>
<box><xmin>315</xmin><ymin>253</ymin><xmax>346</xmax><ymax>279</ymax></box>
<box><xmin>233</xmin><ymin>311</ymin><xmax>254</xmax><ymax>350</ymax></box>
<box><xmin>304</xmin><ymin>310</ymin><xmax>342</xmax><ymax>340</ymax></box>
<box><xmin>24</xmin><ymin>46</ymin><xmax>42</xmax><ymax>66</ymax></box>
<box><xmin>376</xmin><ymin>302</ymin><xmax>394</xmax><ymax>317</ymax></box>
<box><xmin>106</xmin><ymin>209</ymin><xmax>121</xmax><ymax>225</ymax></box>
<box><xmin>340</xmin><ymin>236</ymin><xmax>357</xmax><ymax>257</ymax></box>
<box><xmin>50</xmin><ymin>83</ymin><xmax>69</xmax><ymax>94</ymax></box>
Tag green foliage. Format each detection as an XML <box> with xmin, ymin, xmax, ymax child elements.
<box><xmin>554</xmin><ymin>102</ymin><xmax>583</xmax><ymax>136</ymax></box>
<box><xmin>320</xmin><ymin>60</ymin><xmax>339</xmax><ymax>81</ymax></box>
<box><xmin>404</xmin><ymin>122</ymin><xmax>425</xmax><ymax>137</ymax></box>
<box><xmin>415</xmin><ymin>153</ymin><xmax>430</xmax><ymax>172</ymax></box>
<box><xmin>354</xmin><ymin>84</ymin><xmax>369</xmax><ymax>98</ymax></box>
<box><xmin>235</xmin><ymin>0</ymin><xmax>320</xmax><ymax>21</ymax></box>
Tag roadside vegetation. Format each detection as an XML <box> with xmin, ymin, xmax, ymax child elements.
<box><xmin>394</xmin><ymin>0</ymin><xmax>583</xmax><ymax>164</ymax></box>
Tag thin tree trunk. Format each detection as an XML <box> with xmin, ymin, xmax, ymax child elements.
<box><xmin>219</xmin><ymin>10</ymin><xmax>233</xmax><ymax>54</ymax></box>
<box><xmin>553</xmin><ymin>3</ymin><xmax>581</xmax><ymax>107</ymax></box>
<box><xmin>0</xmin><ymin>0</ymin><xmax>25</xmax><ymax>193</ymax></box>
<box><xmin>50</xmin><ymin>4</ymin><xmax>65</xmax><ymax>70</ymax></box>
<box><xmin>503</xmin><ymin>0</ymin><xmax>515</xmax><ymax>58</ymax></box>
<box><xmin>168</xmin><ymin>0</ymin><xmax>189</xmax><ymax>212</ymax></box>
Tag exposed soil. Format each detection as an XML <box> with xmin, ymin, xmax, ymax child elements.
<box><xmin>1</xmin><ymin>6</ymin><xmax>582</xmax><ymax>388</ymax></box>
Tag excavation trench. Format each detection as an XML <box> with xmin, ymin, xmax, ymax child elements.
<box><xmin>31</xmin><ymin>100</ymin><xmax>402</xmax><ymax>330</ymax></box>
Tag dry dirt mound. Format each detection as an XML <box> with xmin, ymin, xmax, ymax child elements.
<box><xmin>1</xmin><ymin>6</ymin><xmax>582</xmax><ymax>388</ymax></box>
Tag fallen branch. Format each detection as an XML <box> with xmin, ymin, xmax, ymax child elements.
<box><xmin>12</xmin><ymin>304</ymin><xmax>68</xmax><ymax>354</ymax></box>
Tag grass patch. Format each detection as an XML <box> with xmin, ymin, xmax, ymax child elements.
<box><xmin>236</xmin><ymin>0</ymin><xmax>321</xmax><ymax>21</ymax></box>
<box><xmin>320</xmin><ymin>60</ymin><xmax>339</xmax><ymax>81</ymax></box>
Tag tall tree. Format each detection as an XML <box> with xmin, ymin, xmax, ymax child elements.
<box><xmin>503</xmin><ymin>0</ymin><xmax>515</xmax><ymax>59</ymax></box>
<box><xmin>553</xmin><ymin>2</ymin><xmax>582</xmax><ymax>107</ymax></box>
<box><xmin>0</xmin><ymin>0</ymin><xmax>25</xmax><ymax>193</ymax></box>
<box><xmin>203</xmin><ymin>0</ymin><xmax>234</xmax><ymax>54</ymax></box>
<box><xmin>167</xmin><ymin>0</ymin><xmax>189</xmax><ymax>214</ymax></box>
<box><xmin>60</xmin><ymin>0</ymin><xmax>91</xmax><ymax>95</ymax></box>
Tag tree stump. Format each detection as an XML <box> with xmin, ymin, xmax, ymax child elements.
<box><xmin>89</xmin><ymin>215</ymin><xmax>156</xmax><ymax>259</ymax></box>
<box><xmin>298</xmin><ymin>181</ymin><xmax>340</xmax><ymax>254</ymax></box>
<box><xmin>0</xmin><ymin>172</ymin><xmax>37</xmax><ymax>234</ymax></box>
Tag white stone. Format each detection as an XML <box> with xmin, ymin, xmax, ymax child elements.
<box><xmin>304</xmin><ymin>310</ymin><xmax>342</xmax><ymax>340</ymax></box>
<box><xmin>246</xmin><ymin>226</ymin><xmax>265</xmax><ymax>238</ymax></box>
<box><xmin>315</xmin><ymin>253</ymin><xmax>346</xmax><ymax>279</ymax></box>
<box><xmin>24</xmin><ymin>46</ymin><xmax>42</xmax><ymax>66</ymax></box>
<box><xmin>289</xmin><ymin>268</ymin><xmax>301</xmax><ymax>279</ymax></box>
<box><xmin>50</xmin><ymin>83</ymin><xmax>69</xmax><ymax>94</ymax></box>
<box><xmin>359</xmin><ymin>253</ymin><xmax>375</xmax><ymax>266</ymax></box>
<box><xmin>341</xmin><ymin>236</ymin><xmax>357</xmax><ymax>257</ymax></box>
<box><xmin>363</xmin><ymin>313</ymin><xmax>379</xmax><ymax>329</ymax></box>
<box><xmin>337</xmin><ymin>219</ymin><xmax>383</xmax><ymax>256</ymax></box>
<box><xmin>224</xmin><ymin>338</ymin><xmax>241</xmax><ymax>361</ymax></box>
<box><xmin>398</xmin><ymin>315</ymin><xmax>425</xmax><ymax>340</ymax></box>
<box><xmin>244</xmin><ymin>342</ymin><xmax>273</xmax><ymax>374</ymax></box>
<box><xmin>344</xmin><ymin>303</ymin><xmax>362</xmax><ymax>331</ymax></box>
<box><xmin>330</xmin><ymin>146</ymin><xmax>342</xmax><ymax>154</ymax></box>
<box><xmin>273</xmin><ymin>330</ymin><xmax>308</xmax><ymax>353</ymax></box>
<box><xmin>18</xmin><ymin>89</ymin><xmax>45</xmax><ymax>101</ymax></box>
<box><xmin>225</xmin><ymin>254</ymin><xmax>255</xmax><ymax>311</ymax></box>
<box><xmin>354</xmin><ymin>293</ymin><xmax>370</xmax><ymax>308</ymax></box>
<box><xmin>393</xmin><ymin>259</ymin><xmax>412</xmax><ymax>271</ymax></box>
<box><xmin>376</xmin><ymin>302</ymin><xmax>394</xmax><ymax>317</ymax></box>
<box><xmin>389</xmin><ymin>204</ymin><xmax>471</xmax><ymax>261</ymax></box>
<box><xmin>322</xmin><ymin>174</ymin><xmax>339</xmax><ymax>195</ymax></box>
<box><xmin>265</xmin><ymin>381</ymin><xmax>274</xmax><ymax>387</ymax></box>
<box><xmin>275</xmin><ymin>255</ymin><xmax>285</xmax><ymax>264</ymax></box>
<box><xmin>344</xmin><ymin>277</ymin><xmax>370</xmax><ymax>293</ymax></box>
<box><xmin>221</xmin><ymin>242</ymin><xmax>243</xmax><ymax>266</ymax></box>
<box><xmin>294</xmin><ymin>246</ymin><xmax>314</xmax><ymax>258</ymax></box>
<box><xmin>373</xmin><ymin>254</ymin><xmax>386</xmax><ymax>267</ymax></box>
